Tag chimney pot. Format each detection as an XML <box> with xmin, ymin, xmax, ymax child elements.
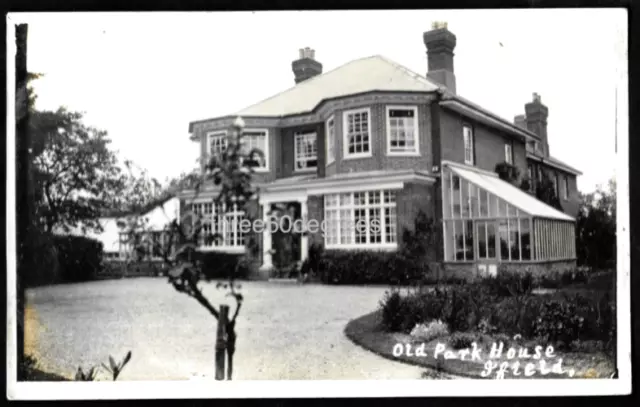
<box><xmin>292</xmin><ymin>47</ymin><xmax>322</xmax><ymax>84</ymax></box>
<box><xmin>432</xmin><ymin>21</ymin><xmax>448</xmax><ymax>30</ymax></box>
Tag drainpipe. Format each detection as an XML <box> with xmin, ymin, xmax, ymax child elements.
<box><xmin>430</xmin><ymin>89</ymin><xmax>445</xmax><ymax>267</ymax></box>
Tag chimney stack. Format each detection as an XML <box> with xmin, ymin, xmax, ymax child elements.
<box><xmin>524</xmin><ymin>92</ymin><xmax>550</xmax><ymax>157</ymax></box>
<box><xmin>292</xmin><ymin>47</ymin><xmax>322</xmax><ymax>84</ymax></box>
<box><xmin>423</xmin><ymin>21</ymin><xmax>457</xmax><ymax>93</ymax></box>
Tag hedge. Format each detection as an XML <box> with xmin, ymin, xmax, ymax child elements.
<box><xmin>308</xmin><ymin>249</ymin><xmax>425</xmax><ymax>285</ymax></box>
<box><xmin>25</xmin><ymin>234</ymin><xmax>105</xmax><ymax>286</ymax></box>
<box><xmin>53</xmin><ymin>235</ymin><xmax>104</xmax><ymax>283</ymax></box>
<box><xmin>196</xmin><ymin>251</ymin><xmax>251</xmax><ymax>280</ymax></box>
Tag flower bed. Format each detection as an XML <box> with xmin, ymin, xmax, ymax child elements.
<box><xmin>345</xmin><ymin>269</ymin><xmax>617</xmax><ymax>379</ymax></box>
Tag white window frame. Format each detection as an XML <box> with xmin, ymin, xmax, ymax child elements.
<box><xmin>242</xmin><ymin>128</ymin><xmax>270</xmax><ymax>172</ymax></box>
<box><xmin>342</xmin><ymin>107</ymin><xmax>372</xmax><ymax>160</ymax></box>
<box><xmin>463</xmin><ymin>125</ymin><xmax>474</xmax><ymax>165</ymax></box>
<box><xmin>563</xmin><ymin>176</ymin><xmax>569</xmax><ymax>200</ymax></box>
<box><xmin>323</xmin><ymin>189</ymin><xmax>398</xmax><ymax>250</ymax></box>
<box><xmin>190</xmin><ymin>201</ymin><xmax>246</xmax><ymax>253</ymax></box>
<box><xmin>326</xmin><ymin>115</ymin><xmax>335</xmax><ymax>165</ymax></box>
<box><xmin>505</xmin><ymin>143</ymin><xmax>513</xmax><ymax>164</ymax></box>
<box><xmin>385</xmin><ymin>105</ymin><xmax>420</xmax><ymax>156</ymax></box>
<box><xmin>207</xmin><ymin>131</ymin><xmax>228</xmax><ymax>157</ymax></box>
<box><xmin>294</xmin><ymin>131</ymin><xmax>318</xmax><ymax>172</ymax></box>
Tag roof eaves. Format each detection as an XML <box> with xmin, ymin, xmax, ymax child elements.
<box><xmin>526</xmin><ymin>153</ymin><xmax>582</xmax><ymax>176</ymax></box>
<box><xmin>441</xmin><ymin>93</ymin><xmax>540</xmax><ymax>141</ymax></box>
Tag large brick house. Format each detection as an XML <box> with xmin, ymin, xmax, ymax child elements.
<box><xmin>179</xmin><ymin>22</ymin><xmax>581</xmax><ymax>279</ymax></box>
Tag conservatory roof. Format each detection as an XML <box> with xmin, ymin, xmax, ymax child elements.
<box><xmin>446</xmin><ymin>162</ymin><xmax>575</xmax><ymax>222</ymax></box>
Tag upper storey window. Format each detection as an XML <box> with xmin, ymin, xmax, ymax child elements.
<box><xmin>504</xmin><ymin>143</ymin><xmax>513</xmax><ymax>165</ymax></box>
<box><xmin>463</xmin><ymin>125</ymin><xmax>475</xmax><ymax>165</ymax></box>
<box><xmin>206</xmin><ymin>129</ymin><xmax>268</xmax><ymax>171</ymax></box>
<box><xmin>343</xmin><ymin>107</ymin><xmax>372</xmax><ymax>159</ymax></box>
<box><xmin>207</xmin><ymin>131</ymin><xmax>227</xmax><ymax>157</ymax></box>
<box><xmin>294</xmin><ymin>131</ymin><xmax>317</xmax><ymax>171</ymax></box>
<box><xmin>326</xmin><ymin>116</ymin><xmax>336</xmax><ymax>165</ymax></box>
<box><xmin>243</xmin><ymin>129</ymin><xmax>269</xmax><ymax>171</ymax></box>
<box><xmin>386</xmin><ymin>106</ymin><xmax>419</xmax><ymax>155</ymax></box>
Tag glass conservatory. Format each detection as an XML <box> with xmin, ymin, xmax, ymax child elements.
<box><xmin>441</xmin><ymin>163</ymin><xmax>576</xmax><ymax>264</ymax></box>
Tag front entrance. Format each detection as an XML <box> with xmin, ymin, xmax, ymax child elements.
<box><xmin>270</xmin><ymin>201</ymin><xmax>302</xmax><ymax>278</ymax></box>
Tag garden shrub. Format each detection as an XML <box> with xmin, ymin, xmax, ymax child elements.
<box><xmin>448</xmin><ymin>332</ymin><xmax>478</xmax><ymax>350</ymax></box>
<box><xmin>536</xmin><ymin>267</ymin><xmax>593</xmax><ymax>289</ymax></box>
<box><xmin>379</xmin><ymin>283</ymin><xmax>499</xmax><ymax>333</ymax></box>
<box><xmin>317</xmin><ymin>250</ymin><xmax>422</xmax><ymax>285</ymax></box>
<box><xmin>482</xmin><ymin>268</ymin><xmax>534</xmax><ymax>297</ymax></box>
<box><xmin>379</xmin><ymin>291</ymin><xmax>412</xmax><ymax>332</ymax></box>
<box><xmin>300</xmin><ymin>242</ymin><xmax>323</xmax><ymax>277</ymax></box>
<box><xmin>410</xmin><ymin>320</ymin><xmax>449</xmax><ymax>342</ymax></box>
<box><xmin>532</xmin><ymin>299</ymin><xmax>584</xmax><ymax>347</ymax></box>
<box><xmin>198</xmin><ymin>251</ymin><xmax>250</xmax><ymax>280</ymax></box>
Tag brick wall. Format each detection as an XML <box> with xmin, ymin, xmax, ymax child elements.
<box><xmin>326</xmin><ymin>103</ymin><xmax>432</xmax><ymax>174</ymax></box>
<box><xmin>278</xmin><ymin>123</ymin><xmax>325</xmax><ymax>179</ymax></box>
<box><xmin>439</xmin><ymin>108</ymin><xmax>528</xmax><ymax>178</ymax></box>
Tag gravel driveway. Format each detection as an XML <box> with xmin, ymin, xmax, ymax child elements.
<box><xmin>25</xmin><ymin>278</ymin><xmax>425</xmax><ymax>380</ymax></box>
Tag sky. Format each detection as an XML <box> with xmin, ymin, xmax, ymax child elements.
<box><xmin>17</xmin><ymin>9</ymin><xmax>627</xmax><ymax>193</ymax></box>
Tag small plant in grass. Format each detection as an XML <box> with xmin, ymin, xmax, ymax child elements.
<box><xmin>75</xmin><ymin>366</ymin><xmax>99</xmax><ymax>381</ymax></box>
<box><xmin>101</xmin><ymin>351</ymin><xmax>132</xmax><ymax>381</ymax></box>
<box><xmin>75</xmin><ymin>351</ymin><xmax>132</xmax><ymax>381</ymax></box>
<box><xmin>410</xmin><ymin>320</ymin><xmax>449</xmax><ymax>342</ymax></box>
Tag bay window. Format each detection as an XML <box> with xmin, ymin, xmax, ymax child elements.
<box><xmin>326</xmin><ymin>116</ymin><xmax>335</xmax><ymax>165</ymax></box>
<box><xmin>386</xmin><ymin>106</ymin><xmax>419</xmax><ymax>155</ymax></box>
<box><xmin>343</xmin><ymin>108</ymin><xmax>371</xmax><ymax>158</ymax></box>
<box><xmin>324</xmin><ymin>189</ymin><xmax>397</xmax><ymax>248</ymax></box>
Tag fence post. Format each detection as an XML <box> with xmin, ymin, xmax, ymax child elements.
<box><xmin>215</xmin><ymin>305</ymin><xmax>229</xmax><ymax>380</ymax></box>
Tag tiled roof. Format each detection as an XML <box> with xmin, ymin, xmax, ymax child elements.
<box><xmin>527</xmin><ymin>153</ymin><xmax>582</xmax><ymax>175</ymax></box>
<box><xmin>234</xmin><ymin>55</ymin><xmax>441</xmax><ymax>117</ymax></box>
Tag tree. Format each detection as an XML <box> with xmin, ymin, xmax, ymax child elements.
<box><xmin>119</xmin><ymin>116</ymin><xmax>264</xmax><ymax>380</ymax></box>
<box><xmin>535</xmin><ymin>171</ymin><xmax>563</xmax><ymax>212</ymax></box>
<box><xmin>576</xmin><ymin>178</ymin><xmax>616</xmax><ymax>269</ymax></box>
<box><xmin>31</xmin><ymin>108</ymin><xmax>125</xmax><ymax>233</ymax></box>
